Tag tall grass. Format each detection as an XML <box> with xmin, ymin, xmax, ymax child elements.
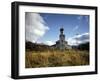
<box><xmin>25</xmin><ymin>49</ymin><xmax>89</xmax><ymax>68</ymax></box>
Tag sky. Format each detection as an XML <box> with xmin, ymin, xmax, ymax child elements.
<box><xmin>25</xmin><ymin>12</ymin><xmax>89</xmax><ymax>46</ymax></box>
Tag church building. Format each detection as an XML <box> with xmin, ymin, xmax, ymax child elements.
<box><xmin>53</xmin><ymin>27</ymin><xmax>71</xmax><ymax>50</ymax></box>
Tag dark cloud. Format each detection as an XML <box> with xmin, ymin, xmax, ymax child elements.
<box><xmin>68</xmin><ymin>33</ymin><xmax>89</xmax><ymax>45</ymax></box>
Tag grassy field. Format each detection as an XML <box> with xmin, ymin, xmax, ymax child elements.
<box><xmin>25</xmin><ymin>49</ymin><xmax>89</xmax><ymax>68</ymax></box>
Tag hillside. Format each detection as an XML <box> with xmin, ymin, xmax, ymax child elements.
<box><xmin>72</xmin><ymin>42</ymin><xmax>89</xmax><ymax>51</ymax></box>
<box><xmin>25</xmin><ymin>41</ymin><xmax>89</xmax><ymax>68</ymax></box>
<box><xmin>26</xmin><ymin>41</ymin><xmax>51</xmax><ymax>51</ymax></box>
<box><xmin>26</xmin><ymin>41</ymin><xmax>89</xmax><ymax>51</ymax></box>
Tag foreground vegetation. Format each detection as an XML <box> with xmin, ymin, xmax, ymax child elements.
<box><xmin>25</xmin><ymin>49</ymin><xmax>89</xmax><ymax>68</ymax></box>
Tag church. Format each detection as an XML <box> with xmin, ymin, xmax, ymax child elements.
<box><xmin>52</xmin><ymin>27</ymin><xmax>71</xmax><ymax>50</ymax></box>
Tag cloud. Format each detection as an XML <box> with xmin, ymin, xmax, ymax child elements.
<box><xmin>68</xmin><ymin>33</ymin><xmax>89</xmax><ymax>46</ymax></box>
<box><xmin>25</xmin><ymin>12</ymin><xmax>49</xmax><ymax>42</ymax></box>
<box><xmin>77</xmin><ymin>15</ymin><xmax>83</xmax><ymax>20</ymax></box>
<box><xmin>77</xmin><ymin>15</ymin><xmax>89</xmax><ymax>22</ymax></box>
<box><xmin>45</xmin><ymin>41</ymin><xmax>55</xmax><ymax>46</ymax></box>
<box><xmin>85</xmin><ymin>16</ymin><xmax>89</xmax><ymax>22</ymax></box>
<box><xmin>73</xmin><ymin>26</ymin><xmax>79</xmax><ymax>31</ymax></box>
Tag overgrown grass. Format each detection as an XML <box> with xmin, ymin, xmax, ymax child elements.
<box><xmin>25</xmin><ymin>49</ymin><xmax>89</xmax><ymax>68</ymax></box>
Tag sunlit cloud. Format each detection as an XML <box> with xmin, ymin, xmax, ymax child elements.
<box><xmin>25</xmin><ymin>12</ymin><xmax>49</xmax><ymax>43</ymax></box>
<box><xmin>45</xmin><ymin>41</ymin><xmax>55</xmax><ymax>46</ymax></box>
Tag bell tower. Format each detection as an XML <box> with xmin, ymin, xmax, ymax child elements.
<box><xmin>59</xmin><ymin>28</ymin><xmax>65</xmax><ymax>50</ymax></box>
<box><xmin>59</xmin><ymin>28</ymin><xmax>65</xmax><ymax>41</ymax></box>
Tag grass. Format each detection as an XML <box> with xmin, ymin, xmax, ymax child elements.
<box><xmin>25</xmin><ymin>49</ymin><xmax>89</xmax><ymax>68</ymax></box>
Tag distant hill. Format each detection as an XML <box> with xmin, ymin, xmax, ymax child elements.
<box><xmin>26</xmin><ymin>41</ymin><xmax>51</xmax><ymax>51</ymax></box>
<box><xmin>72</xmin><ymin>42</ymin><xmax>89</xmax><ymax>51</ymax></box>
<box><xmin>78</xmin><ymin>42</ymin><xmax>89</xmax><ymax>51</ymax></box>
<box><xmin>26</xmin><ymin>41</ymin><xmax>89</xmax><ymax>51</ymax></box>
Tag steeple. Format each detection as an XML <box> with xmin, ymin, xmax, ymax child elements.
<box><xmin>59</xmin><ymin>27</ymin><xmax>65</xmax><ymax>41</ymax></box>
<box><xmin>60</xmin><ymin>28</ymin><xmax>64</xmax><ymax>34</ymax></box>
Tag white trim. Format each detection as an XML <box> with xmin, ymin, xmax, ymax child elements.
<box><xmin>19</xmin><ymin>5</ymin><xmax>95</xmax><ymax>76</ymax></box>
